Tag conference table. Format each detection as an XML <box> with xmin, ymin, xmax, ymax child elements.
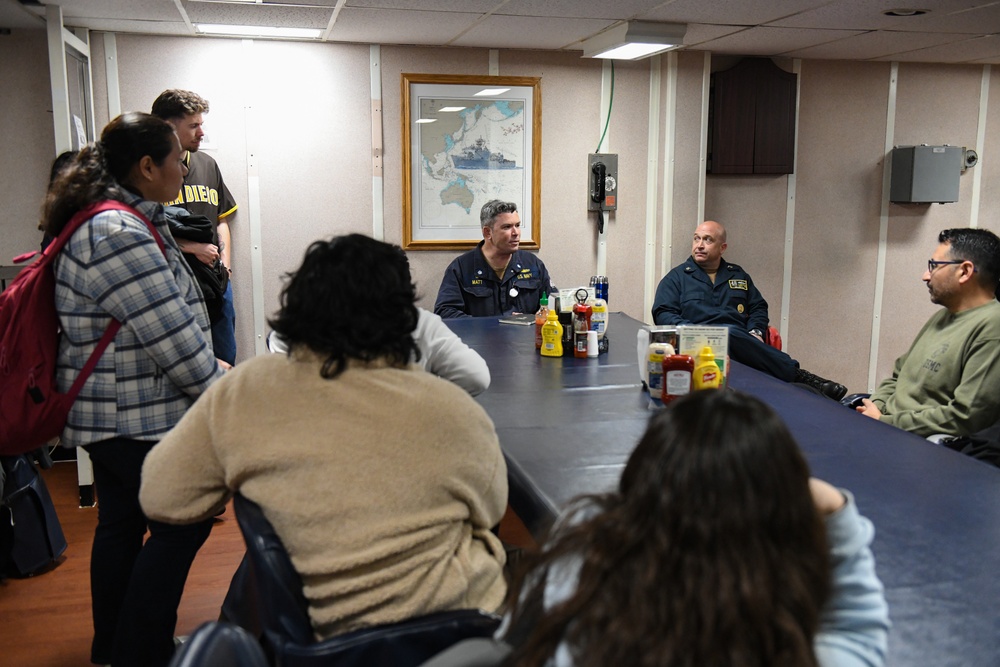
<box><xmin>445</xmin><ymin>312</ymin><xmax>1000</xmax><ymax>667</ymax></box>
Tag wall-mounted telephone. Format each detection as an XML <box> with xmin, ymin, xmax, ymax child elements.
<box><xmin>588</xmin><ymin>153</ymin><xmax>618</xmax><ymax>212</ymax></box>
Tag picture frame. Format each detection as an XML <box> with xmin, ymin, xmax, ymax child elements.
<box><xmin>401</xmin><ymin>73</ymin><xmax>541</xmax><ymax>250</ymax></box>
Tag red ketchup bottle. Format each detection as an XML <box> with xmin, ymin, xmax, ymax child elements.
<box><xmin>662</xmin><ymin>354</ymin><xmax>694</xmax><ymax>404</ymax></box>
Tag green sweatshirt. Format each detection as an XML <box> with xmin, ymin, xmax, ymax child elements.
<box><xmin>870</xmin><ymin>299</ymin><xmax>1000</xmax><ymax>437</ymax></box>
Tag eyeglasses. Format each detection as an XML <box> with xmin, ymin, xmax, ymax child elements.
<box><xmin>927</xmin><ymin>259</ymin><xmax>975</xmax><ymax>273</ymax></box>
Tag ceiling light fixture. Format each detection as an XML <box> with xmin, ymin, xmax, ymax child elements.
<box><xmin>438</xmin><ymin>106</ymin><xmax>466</xmax><ymax>112</ymax></box>
<box><xmin>474</xmin><ymin>88</ymin><xmax>511</xmax><ymax>96</ymax></box>
<box><xmin>579</xmin><ymin>21</ymin><xmax>686</xmax><ymax>60</ymax></box>
<box><xmin>195</xmin><ymin>24</ymin><xmax>323</xmax><ymax>39</ymax></box>
<box><xmin>883</xmin><ymin>9</ymin><xmax>928</xmax><ymax>17</ymax></box>
<box><xmin>415</xmin><ymin>118</ymin><xmax>437</xmax><ymax>124</ymax></box>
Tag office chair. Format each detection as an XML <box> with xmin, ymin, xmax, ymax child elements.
<box><xmin>169</xmin><ymin>622</ymin><xmax>269</xmax><ymax>667</ymax></box>
<box><xmin>231</xmin><ymin>493</ymin><xmax>501</xmax><ymax>667</ymax></box>
<box><xmin>765</xmin><ymin>326</ymin><xmax>782</xmax><ymax>351</ymax></box>
<box><xmin>841</xmin><ymin>393</ymin><xmax>868</xmax><ymax>409</ymax></box>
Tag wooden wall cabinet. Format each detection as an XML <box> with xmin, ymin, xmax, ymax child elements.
<box><xmin>710</xmin><ymin>58</ymin><xmax>797</xmax><ymax>175</ymax></box>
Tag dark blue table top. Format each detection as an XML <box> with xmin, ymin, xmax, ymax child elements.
<box><xmin>446</xmin><ymin>312</ymin><xmax>1000</xmax><ymax>667</ymax></box>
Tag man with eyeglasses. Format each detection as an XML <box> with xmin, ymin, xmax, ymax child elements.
<box><xmin>652</xmin><ymin>220</ymin><xmax>847</xmax><ymax>400</ymax></box>
<box><xmin>858</xmin><ymin>228</ymin><xmax>1000</xmax><ymax>437</ymax></box>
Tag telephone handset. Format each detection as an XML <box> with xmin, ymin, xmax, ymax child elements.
<box><xmin>591</xmin><ymin>161</ymin><xmax>606</xmax><ymax>204</ymax></box>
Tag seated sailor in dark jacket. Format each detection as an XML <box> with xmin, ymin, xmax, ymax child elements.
<box><xmin>434</xmin><ymin>200</ymin><xmax>554</xmax><ymax>319</ymax></box>
<box><xmin>652</xmin><ymin>220</ymin><xmax>846</xmax><ymax>400</ymax></box>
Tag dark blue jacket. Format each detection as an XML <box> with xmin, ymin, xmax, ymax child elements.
<box><xmin>652</xmin><ymin>256</ymin><xmax>769</xmax><ymax>332</ymax></box>
<box><xmin>434</xmin><ymin>241</ymin><xmax>553</xmax><ymax>319</ymax></box>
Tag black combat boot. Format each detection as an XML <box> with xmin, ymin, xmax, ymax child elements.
<box><xmin>794</xmin><ymin>368</ymin><xmax>847</xmax><ymax>401</ymax></box>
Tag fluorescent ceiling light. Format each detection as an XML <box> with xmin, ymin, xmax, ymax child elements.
<box><xmin>580</xmin><ymin>21</ymin><xmax>686</xmax><ymax>60</ymax></box>
<box><xmin>474</xmin><ymin>88</ymin><xmax>510</xmax><ymax>96</ymax></box>
<box><xmin>438</xmin><ymin>106</ymin><xmax>466</xmax><ymax>112</ymax></box>
<box><xmin>415</xmin><ymin>118</ymin><xmax>437</xmax><ymax>124</ymax></box>
<box><xmin>195</xmin><ymin>24</ymin><xmax>323</xmax><ymax>39</ymax></box>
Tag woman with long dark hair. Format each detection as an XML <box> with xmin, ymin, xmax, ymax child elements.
<box><xmin>45</xmin><ymin>112</ymin><xmax>225</xmax><ymax>667</ymax></box>
<box><xmin>425</xmin><ymin>390</ymin><xmax>889</xmax><ymax>667</ymax></box>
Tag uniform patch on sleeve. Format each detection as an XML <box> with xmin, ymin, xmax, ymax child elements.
<box><xmin>728</xmin><ymin>279</ymin><xmax>748</xmax><ymax>291</ymax></box>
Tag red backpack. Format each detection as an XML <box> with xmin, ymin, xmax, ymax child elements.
<box><xmin>0</xmin><ymin>200</ymin><xmax>164</xmax><ymax>455</ymax></box>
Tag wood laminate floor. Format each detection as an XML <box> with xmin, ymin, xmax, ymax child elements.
<box><xmin>0</xmin><ymin>459</ymin><xmax>534</xmax><ymax>666</ymax></box>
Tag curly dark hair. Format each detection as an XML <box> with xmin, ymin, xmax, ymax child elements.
<box><xmin>503</xmin><ymin>389</ymin><xmax>830</xmax><ymax>667</ymax></box>
<box><xmin>268</xmin><ymin>234</ymin><xmax>421</xmax><ymax>378</ymax></box>
<box><xmin>939</xmin><ymin>227</ymin><xmax>1000</xmax><ymax>292</ymax></box>
<box><xmin>151</xmin><ymin>89</ymin><xmax>210</xmax><ymax>120</ymax></box>
<box><xmin>42</xmin><ymin>112</ymin><xmax>176</xmax><ymax>237</ymax></box>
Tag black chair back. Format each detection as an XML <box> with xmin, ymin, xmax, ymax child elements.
<box><xmin>232</xmin><ymin>493</ymin><xmax>501</xmax><ymax>667</ymax></box>
<box><xmin>169</xmin><ymin>621</ymin><xmax>269</xmax><ymax>667</ymax></box>
<box><xmin>279</xmin><ymin>609</ymin><xmax>502</xmax><ymax>667</ymax></box>
<box><xmin>233</xmin><ymin>493</ymin><xmax>315</xmax><ymax>646</ymax></box>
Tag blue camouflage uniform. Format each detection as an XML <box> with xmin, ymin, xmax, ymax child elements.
<box><xmin>651</xmin><ymin>256</ymin><xmax>798</xmax><ymax>381</ymax></box>
<box><xmin>434</xmin><ymin>241</ymin><xmax>553</xmax><ymax>319</ymax></box>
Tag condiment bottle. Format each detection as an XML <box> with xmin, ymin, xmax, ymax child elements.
<box><xmin>693</xmin><ymin>346</ymin><xmax>722</xmax><ymax>390</ymax></box>
<box><xmin>534</xmin><ymin>292</ymin><xmax>549</xmax><ymax>350</ymax></box>
<box><xmin>559</xmin><ymin>310</ymin><xmax>574</xmax><ymax>356</ymax></box>
<box><xmin>573</xmin><ymin>288</ymin><xmax>593</xmax><ymax>359</ymax></box>
<box><xmin>662</xmin><ymin>354</ymin><xmax>694</xmax><ymax>404</ymax></box>
<box><xmin>540</xmin><ymin>307</ymin><xmax>563</xmax><ymax>357</ymax></box>
<box><xmin>647</xmin><ymin>343</ymin><xmax>675</xmax><ymax>397</ymax></box>
<box><xmin>590</xmin><ymin>296</ymin><xmax>608</xmax><ymax>339</ymax></box>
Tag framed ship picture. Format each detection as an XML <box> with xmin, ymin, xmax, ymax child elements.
<box><xmin>402</xmin><ymin>73</ymin><xmax>541</xmax><ymax>250</ymax></box>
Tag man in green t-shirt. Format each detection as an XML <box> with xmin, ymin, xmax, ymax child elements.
<box><xmin>858</xmin><ymin>228</ymin><xmax>1000</xmax><ymax>437</ymax></box>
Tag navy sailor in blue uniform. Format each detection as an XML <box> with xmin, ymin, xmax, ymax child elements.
<box><xmin>652</xmin><ymin>220</ymin><xmax>846</xmax><ymax>400</ymax></box>
<box><xmin>435</xmin><ymin>200</ymin><xmax>553</xmax><ymax>319</ymax></box>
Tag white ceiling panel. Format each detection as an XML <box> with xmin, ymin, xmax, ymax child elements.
<box><xmin>186</xmin><ymin>4</ymin><xmax>333</xmax><ymax>28</ymax></box>
<box><xmin>784</xmin><ymin>30</ymin><xmax>975</xmax><ymax>61</ymax></box>
<box><xmin>639</xmin><ymin>0</ymin><xmax>833</xmax><ymax>27</ymax></box>
<box><xmin>27</xmin><ymin>0</ymin><xmax>182</xmax><ymax>21</ymax></box>
<box><xmin>328</xmin><ymin>7</ymin><xmax>480</xmax><ymax>46</ymax></box>
<box><xmin>682</xmin><ymin>23</ymin><xmax>754</xmax><ymax>48</ymax></box>
<box><xmin>875</xmin><ymin>34</ymin><xmax>1000</xmax><ymax>63</ymax></box>
<box><xmin>344</xmin><ymin>0</ymin><xmax>502</xmax><ymax>11</ymax></box>
<box><xmin>265</xmin><ymin>0</ymin><xmax>340</xmax><ymax>6</ymax></box>
<box><xmin>771</xmin><ymin>0</ymin><xmax>1000</xmax><ymax>34</ymax></box>
<box><xmin>699</xmin><ymin>26</ymin><xmax>868</xmax><ymax>56</ymax></box>
<box><xmin>498</xmin><ymin>0</ymin><xmax>665</xmax><ymax>21</ymax></box>
<box><xmin>451</xmin><ymin>14</ymin><xmax>615</xmax><ymax>50</ymax></box>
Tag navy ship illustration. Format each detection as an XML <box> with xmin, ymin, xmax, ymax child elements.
<box><xmin>451</xmin><ymin>138</ymin><xmax>517</xmax><ymax>169</ymax></box>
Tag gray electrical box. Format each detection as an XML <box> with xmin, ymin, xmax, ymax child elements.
<box><xmin>890</xmin><ymin>145</ymin><xmax>961</xmax><ymax>204</ymax></box>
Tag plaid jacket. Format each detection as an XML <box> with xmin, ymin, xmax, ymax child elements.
<box><xmin>54</xmin><ymin>191</ymin><xmax>224</xmax><ymax>446</ymax></box>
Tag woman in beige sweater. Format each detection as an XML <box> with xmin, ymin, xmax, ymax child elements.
<box><xmin>139</xmin><ymin>234</ymin><xmax>507</xmax><ymax>639</ymax></box>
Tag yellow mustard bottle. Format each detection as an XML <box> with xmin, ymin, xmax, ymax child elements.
<box><xmin>541</xmin><ymin>307</ymin><xmax>563</xmax><ymax>357</ymax></box>
<box><xmin>693</xmin><ymin>345</ymin><xmax>722</xmax><ymax>390</ymax></box>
